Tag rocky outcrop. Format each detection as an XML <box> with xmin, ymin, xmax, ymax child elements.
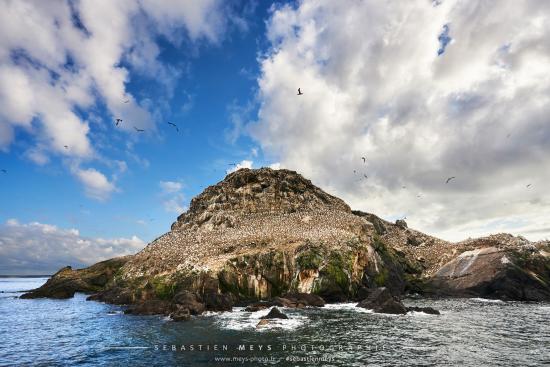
<box><xmin>260</xmin><ymin>307</ymin><xmax>288</xmax><ymax>319</ymax></box>
<box><xmin>244</xmin><ymin>293</ymin><xmax>325</xmax><ymax>311</ymax></box>
<box><xmin>23</xmin><ymin>168</ymin><xmax>550</xmax><ymax>316</ymax></box>
<box><xmin>356</xmin><ymin>287</ymin><xmax>407</xmax><ymax>314</ymax></box>
<box><xmin>424</xmin><ymin>242</ymin><xmax>550</xmax><ymax>301</ymax></box>
<box><xmin>21</xmin><ymin>257</ymin><xmax>131</xmax><ymax>299</ymax></box>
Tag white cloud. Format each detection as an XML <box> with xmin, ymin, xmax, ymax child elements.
<box><xmin>74</xmin><ymin>167</ymin><xmax>116</xmax><ymax>201</ymax></box>
<box><xmin>0</xmin><ymin>0</ymin><xmax>234</xmax><ymax>192</ymax></box>
<box><xmin>162</xmin><ymin>193</ymin><xmax>187</xmax><ymax>214</ymax></box>
<box><xmin>159</xmin><ymin>180</ymin><xmax>186</xmax><ymax>214</ymax></box>
<box><xmin>226</xmin><ymin>159</ymin><xmax>253</xmax><ymax>174</ymax></box>
<box><xmin>0</xmin><ymin>219</ymin><xmax>145</xmax><ymax>275</ymax></box>
<box><xmin>251</xmin><ymin>0</ymin><xmax>550</xmax><ymax>241</ymax></box>
<box><xmin>159</xmin><ymin>180</ymin><xmax>183</xmax><ymax>194</ymax></box>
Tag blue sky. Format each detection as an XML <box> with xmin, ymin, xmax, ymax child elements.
<box><xmin>0</xmin><ymin>1</ymin><xmax>278</xmax><ymax>244</ymax></box>
<box><xmin>1</xmin><ymin>0</ymin><xmax>550</xmax><ymax>274</ymax></box>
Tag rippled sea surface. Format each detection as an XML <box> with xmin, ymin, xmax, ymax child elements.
<box><xmin>1</xmin><ymin>277</ymin><xmax>549</xmax><ymax>366</ymax></box>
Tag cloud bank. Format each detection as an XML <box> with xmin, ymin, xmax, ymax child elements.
<box><xmin>252</xmin><ymin>0</ymin><xmax>550</xmax><ymax>241</ymax></box>
<box><xmin>0</xmin><ymin>219</ymin><xmax>145</xmax><ymax>275</ymax></box>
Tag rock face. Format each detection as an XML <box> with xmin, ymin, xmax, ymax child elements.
<box><xmin>425</xmin><ymin>242</ymin><xmax>550</xmax><ymax>301</ymax></box>
<box><xmin>24</xmin><ymin>168</ymin><xmax>550</xmax><ymax>316</ymax></box>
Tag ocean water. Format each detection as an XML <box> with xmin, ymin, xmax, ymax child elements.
<box><xmin>1</xmin><ymin>278</ymin><xmax>549</xmax><ymax>366</ymax></box>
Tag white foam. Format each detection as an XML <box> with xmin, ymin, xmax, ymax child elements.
<box><xmin>212</xmin><ymin>307</ymin><xmax>308</xmax><ymax>331</ymax></box>
<box><xmin>471</xmin><ymin>298</ymin><xmax>504</xmax><ymax>303</ymax></box>
<box><xmin>323</xmin><ymin>303</ymin><xmax>373</xmax><ymax>313</ymax></box>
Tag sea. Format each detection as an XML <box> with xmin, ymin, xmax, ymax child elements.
<box><xmin>0</xmin><ymin>277</ymin><xmax>549</xmax><ymax>366</ymax></box>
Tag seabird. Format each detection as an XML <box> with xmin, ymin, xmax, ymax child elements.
<box><xmin>167</xmin><ymin>122</ymin><xmax>179</xmax><ymax>132</ymax></box>
<box><xmin>123</xmin><ymin>100</ymin><xmax>130</xmax><ymax>104</ymax></box>
<box><xmin>64</xmin><ymin>145</ymin><xmax>68</xmax><ymax>149</ymax></box>
<box><xmin>116</xmin><ymin>118</ymin><xmax>122</xmax><ymax>126</ymax></box>
<box><xmin>134</xmin><ymin>127</ymin><xmax>145</xmax><ymax>132</ymax></box>
<box><xmin>361</xmin><ymin>157</ymin><xmax>366</xmax><ymax>163</ymax></box>
<box><xmin>363</xmin><ymin>174</ymin><xmax>368</xmax><ymax>179</ymax></box>
<box><xmin>297</xmin><ymin>88</ymin><xmax>303</xmax><ymax>95</ymax></box>
<box><xmin>526</xmin><ymin>184</ymin><xmax>532</xmax><ymax>188</ymax></box>
<box><xmin>445</xmin><ymin>176</ymin><xmax>456</xmax><ymax>184</ymax></box>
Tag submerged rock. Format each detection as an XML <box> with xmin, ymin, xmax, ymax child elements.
<box><xmin>260</xmin><ymin>307</ymin><xmax>288</xmax><ymax>319</ymax></box>
<box><xmin>170</xmin><ymin>306</ymin><xmax>191</xmax><ymax>321</ymax></box>
<box><xmin>256</xmin><ymin>319</ymin><xmax>270</xmax><ymax>328</ymax></box>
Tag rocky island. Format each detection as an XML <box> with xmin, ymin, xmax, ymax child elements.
<box><xmin>22</xmin><ymin>168</ymin><xmax>550</xmax><ymax>319</ymax></box>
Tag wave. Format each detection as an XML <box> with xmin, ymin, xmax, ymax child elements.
<box><xmin>323</xmin><ymin>302</ymin><xmax>373</xmax><ymax>313</ymax></box>
<box><xmin>212</xmin><ymin>307</ymin><xmax>308</xmax><ymax>331</ymax></box>
<box><xmin>471</xmin><ymin>298</ymin><xmax>505</xmax><ymax>303</ymax></box>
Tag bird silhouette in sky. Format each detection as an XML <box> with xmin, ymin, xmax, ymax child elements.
<box><xmin>167</xmin><ymin>122</ymin><xmax>179</xmax><ymax>132</ymax></box>
<box><xmin>134</xmin><ymin>127</ymin><xmax>145</xmax><ymax>132</ymax></box>
<box><xmin>123</xmin><ymin>100</ymin><xmax>130</xmax><ymax>103</ymax></box>
<box><xmin>297</xmin><ymin>88</ymin><xmax>303</xmax><ymax>95</ymax></box>
<box><xmin>64</xmin><ymin>145</ymin><xmax>68</xmax><ymax>149</ymax></box>
<box><xmin>526</xmin><ymin>184</ymin><xmax>532</xmax><ymax>188</ymax></box>
<box><xmin>116</xmin><ymin>118</ymin><xmax>122</xmax><ymax>126</ymax></box>
<box><xmin>1</xmin><ymin>169</ymin><xmax>6</xmax><ymax>174</ymax></box>
<box><xmin>445</xmin><ymin>176</ymin><xmax>456</xmax><ymax>184</ymax></box>
<box><xmin>363</xmin><ymin>174</ymin><xmax>368</xmax><ymax>179</ymax></box>
<box><xmin>361</xmin><ymin>157</ymin><xmax>366</xmax><ymax>163</ymax></box>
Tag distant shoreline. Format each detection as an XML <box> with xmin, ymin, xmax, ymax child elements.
<box><xmin>0</xmin><ymin>275</ymin><xmax>51</xmax><ymax>278</ymax></box>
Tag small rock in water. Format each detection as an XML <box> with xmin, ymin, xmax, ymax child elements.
<box><xmin>256</xmin><ymin>319</ymin><xmax>270</xmax><ymax>328</ymax></box>
<box><xmin>170</xmin><ymin>306</ymin><xmax>191</xmax><ymax>321</ymax></box>
<box><xmin>356</xmin><ymin>287</ymin><xmax>407</xmax><ymax>315</ymax></box>
<box><xmin>260</xmin><ymin>307</ymin><xmax>288</xmax><ymax>319</ymax></box>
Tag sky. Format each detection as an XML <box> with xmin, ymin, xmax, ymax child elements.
<box><xmin>0</xmin><ymin>0</ymin><xmax>549</xmax><ymax>274</ymax></box>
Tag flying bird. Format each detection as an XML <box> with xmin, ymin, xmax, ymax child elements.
<box><xmin>402</xmin><ymin>186</ymin><xmax>406</xmax><ymax>189</ymax></box>
<box><xmin>297</xmin><ymin>88</ymin><xmax>303</xmax><ymax>95</ymax></box>
<box><xmin>167</xmin><ymin>122</ymin><xmax>179</xmax><ymax>132</ymax></box>
<box><xmin>1</xmin><ymin>169</ymin><xmax>6</xmax><ymax>174</ymax></box>
<box><xmin>526</xmin><ymin>184</ymin><xmax>532</xmax><ymax>188</ymax></box>
<box><xmin>445</xmin><ymin>176</ymin><xmax>456</xmax><ymax>184</ymax></box>
<box><xmin>64</xmin><ymin>145</ymin><xmax>68</xmax><ymax>149</ymax></box>
<box><xmin>116</xmin><ymin>118</ymin><xmax>122</xmax><ymax>126</ymax></box>
<box><xmin>123</xmin><ymin>100</ymin><xmax>130</xmax><ymax>104</ymax></box>
<box><xmin>134</xmin><ymin>127</ymin><xmax>145</xmax><ymax>132</ymax></box>
<box><xmin>361</xmin><ymin>157</ymin><xmax>366</xmax><ymax>163</ymax></box>
<box><xmin>363</xmin><ymin>174</ymin><xmax>368</xmax><ymax>179</ymax></box>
